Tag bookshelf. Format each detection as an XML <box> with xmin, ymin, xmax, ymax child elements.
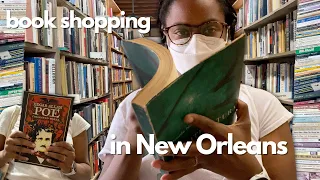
<box><xmin>235</xmin><ymin>0</ymin><xmax>298</xmax><ymax>107</ymax></box>
<box><xmin>108</xmin><ymin>30</ymin><xmax>134</xmax><ymax>118</ymax></box>
<box><xmin>243</xmin><ymin>0</ymin><xmax>297</xmax><ymax>32</ymax></box>
<box><xmin>0</xmin><ymin>0</ymin><xmax>135</xmax><ymax>178</ymax></box>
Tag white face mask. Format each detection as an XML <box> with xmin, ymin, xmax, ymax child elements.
<box><xmin>168</xmin><ymin>34</ymin><xmax>227</xmax><ymax>74</ymax></box>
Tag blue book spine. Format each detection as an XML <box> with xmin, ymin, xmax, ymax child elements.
<box><xmin>84</xmin><ymin>66</ymin><xmax>87</xmax><ymax>98</ymax></box>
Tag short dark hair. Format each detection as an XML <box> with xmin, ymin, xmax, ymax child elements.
<box><xmin>30</xmin><ymin>123</ymin><xmax>55</xmax><ymax>142</ymax></box>
<box><xmin>157</xmin><ymin>0</ymin><xmax>237</xmax><ymax>43</ymax></box>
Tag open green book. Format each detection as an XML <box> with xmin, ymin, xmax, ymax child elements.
<box><xmin>121</xmin><ymin>34</ymin><xmax>245</xmax><ymax>162</ymax></box>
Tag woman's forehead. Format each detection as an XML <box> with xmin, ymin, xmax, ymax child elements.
<box><xmin>165</xmin><ymin>0</ymin><xmax>225</xmax><ymax>27</ymax></box>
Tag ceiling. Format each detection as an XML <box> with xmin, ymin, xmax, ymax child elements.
<box><xmin>114</xmin><ymin>0</ymin><xmax>237</xmax><ymax>27</ymax></box>
<box><xmin>114</xmin><ymin>0</ymin><xmax>159</xmax><ymax>27</ymax></box>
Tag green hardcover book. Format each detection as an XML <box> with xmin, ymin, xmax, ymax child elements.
<box><xmin>122</xmin><ymin>34</ymin><xmax>246</xmax><ymax>175</ymax></box>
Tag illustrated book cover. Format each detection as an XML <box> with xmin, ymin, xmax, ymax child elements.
<box><xmin>16</xmin><ymin>91</ymin><xmax>74</xmax><ymax>169</ymax></box>
<box><xmin>121</xmin><ymin>34</ymin><xmax>246</xmax><ymax>164</ymax></box>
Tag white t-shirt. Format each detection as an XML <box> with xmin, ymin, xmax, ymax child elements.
<box><xmin>98</xmin><ymin>84</ymin><xmax>294</xmax><ymax>180</ymax></box>
<box><xmin>0</xmin><ymin>105</ymin><xmax>91</xmax><ymax>180</ymax></box>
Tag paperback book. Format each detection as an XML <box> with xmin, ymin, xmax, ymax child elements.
<box><xmin>16</xmin><ymin>91</ymin><xmax>74</xmax><ymax>169</ymax></box>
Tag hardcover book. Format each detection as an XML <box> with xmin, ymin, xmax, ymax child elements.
<box><xmin>122</xmin><ymin>35</ymin><xmax>245</xmax><ymax>165</ymax></box>
<box><xmin>16</xmin><ymin>91</ymin><xmax>74</xmax><ymax>169</ymax></box>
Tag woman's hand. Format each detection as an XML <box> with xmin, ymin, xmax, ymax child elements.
<box><xmin>151</xmin><ymin>100</ymin><xmax>264</xmax><ymax>180</ymax></box>
<box><xmin>0</xmin><ymin>131</ymin><xmax>35</xmax><ymax>162</ymax></box>
<box><xmin>125</xmin><ymin>110</ymin><xmax>143</xmax><ymax>152</ymax></box>
<box><xmin>45</xmin><ymin>142</ymin><xmax>76</xmax><ymax>173</ymax></box>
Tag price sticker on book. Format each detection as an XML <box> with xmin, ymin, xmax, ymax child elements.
<box><xmin>311</xmin><ymin>82</ymin><xmax>320</xmax><ymax>91</ymax></box>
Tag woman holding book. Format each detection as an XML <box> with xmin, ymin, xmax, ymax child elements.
<box><xmin>98</xmin><ymin>0</ymin><xmax>297</xmax><ymax>179</ymax></box>
<box><xmin>0</xmin><ymin>105</ymin><xmax>92</xmax><ymax>180</ymax></box>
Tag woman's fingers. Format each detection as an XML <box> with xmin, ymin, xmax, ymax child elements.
<box><xmin>235</xmin><ymin>99</ymin><xmax>250</xmax><ymax>121</ymax></box>
<box><xmin>160</xmin><ymin>166</ymin><xmax>199</xmax><ymax>180</ymax></box>
<box><xmin>5</xmin><ymin>144</ymin><xmax>35</xmax><ymax>155</ymax></box>
<box><xmin>47</xmin><ymin>146</ymin><xmax>70</xmax><ymax>157</ymax></box>
<box><xmin>46</xmin><ymin>158</ymin><xmax>63</xmax><ymax>168</ymax></box>
<box><xmin>52</xmin><ymin>142</ymin><xmax>75</xmax><ymax>152</ymax></box>
<box><xmin>9</xmin><ymin>131</ymin><xmax>29</xmax><ymax>139</ymax></box>
<box><xmin>45</xmin><ymin>151</ymin><xmax>66</xmax><ymax>162</ymax></box>
<box><xmin>152</xmin><ymin>157</ymin><xmax>198</xmax><ymax>172</ymax></box>
<box><xmin>6</xmin><ymin>137</ymin><xmax>36</xmax><ymax>149</ymax></box>
<box><xmin>184</xmin><ymin>114</ymin><xmax>226</xmax><ymax>136</ymax></box>
<box><xmin>9</xmin><ymin>152</ymin><xmax>29</xmax><ymax>161</ymax></box>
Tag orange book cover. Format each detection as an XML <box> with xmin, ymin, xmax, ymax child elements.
<box><xmin>16</xmin><ymin>91</ymin><xmax>74</xmax><ymax>169</ymax></box>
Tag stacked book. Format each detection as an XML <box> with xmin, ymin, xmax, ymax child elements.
<box><xmin>0</xmin><ymin>0</ymin><xmax>26</xmax><ymax>114</ymax></box>
<box><xmin>293</xmin><ymin>0</ymin><xmax>320</xmax><ymax>178</ymax></box>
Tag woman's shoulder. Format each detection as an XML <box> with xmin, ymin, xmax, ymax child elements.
<box><xmin>239</xmin><ymin>84</ymin><xmax>285</xmax><ymax>108</ymax></box>
<box><xmin>116</xmin><ymin>88</ymin><xmax>142</xmax><ymax>117</ymax></box>
<box><xmin>0</xmin><ymin>105</ymin><xmax>21</xmax><ymax>136</ymax></box>
<box><xmin>239</xmin><ymin>84</ymin><xmax>293</xmax><ymax>138</ymax></box>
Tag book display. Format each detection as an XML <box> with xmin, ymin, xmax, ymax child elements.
<box><xmin>0</xmin><ymin>0</ymin><xmax>135</xmax><ymax>178</ymax></box>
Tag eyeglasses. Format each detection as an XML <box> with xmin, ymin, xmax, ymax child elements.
<box><xmin>162</xmin><ymin>20</ymin><xmax>229</xmax><ymax>45</ymax></box>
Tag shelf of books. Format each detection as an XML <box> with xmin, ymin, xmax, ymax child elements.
<box><xmin>108</xmin><ymin>29</ymin><xmax>134</xmax><ymax>118</ymax></box>
<box><xmin>291</xmin><ymin>0</ymin><xmax>320</xmax><ymax>178</ymax></box>
<box><xmin>239</xmin><ymin>0</ymin><xmax>297</xmax><ymax>107</ymax></box>
<box><xmin>0</xmin><ymin>0</ymin><xmax>134</xmax><ymax>178</ymax></box>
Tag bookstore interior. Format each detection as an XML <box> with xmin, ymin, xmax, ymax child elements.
<box><xmin>0</xmin><ymin>0</ymin><xmax>319</xmax><ymax>179</ymax></box>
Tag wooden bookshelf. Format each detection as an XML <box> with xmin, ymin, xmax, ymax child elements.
<box><xmin>108</xmin><ymin>28</ymin><xmax>135</xmax><ymax>118</ymax></box>
<box><xmin>234</xmin><ymin>28</ymin><xmax>244</xmax><ymax>39</ymax></box>
<box><xmin>244</xmin><ymin>51</ymin><xmax>296</xmax><ymax>64</ymax></box>
<box><xmin>238</xmin><ymin>0</ymin><xmax>298</xmax><ymax>107</ymax></box>
<box><xmin>279</xmin><ymin>99</ymin><xmax>294</xmax><ymax>106</ymax></box>
<box><xmin>244</xmin><ymin>0</ymin><xmax>297</xmax><ymax>32</ymax></box>
<box><xmin>61</xmin><ymin>51</ymin><xmax>109</xmax><ymax>66</ymax></box>
<box><xmin>108</xmin><ymin>0</ymin><xmax>121</xmax><ymax>15</ymax></box>
<box><xmin>0</xmin><ymin>0</ymin><xmax>134</xmax><ymax>178</ymax></box>
<box><xmin>24</xmin><ymin>42</ymin><xmax>57</xmax><ymax>54</ymax></box>
<box><xmin>73</xmin><ymin>94</ymin><xmax>110</xmax><ymax>105</ymax></box>
<box><xmin>56</xmin><ymin>0</ymin><xmax>89</xmax><ymax>17</ymax></box>
<box><xmin>89</xmin><ymin>127</ymin><xmax>109</xmax><ymax>145</ymax></box>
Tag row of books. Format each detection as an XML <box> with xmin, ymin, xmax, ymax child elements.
<box><xmin>111</xmin><ymin>34</ymin><xmax>122</xmax><ymax>51</ymax></box>
<box><xmin>293</xmin><ymin>0</ymin><xmax>320</xmax><ymax>178</ymax></box>
<box><xmin>112</xmin><ymin>83</ymin><xmax>123</xmax><ymax>99</ymax></box>
<box><xmin>89</xmin><ymin>136</ymin><xmax>106</xmax><ymax>177</ymax></box>
<box><xmin>112</xmin><ymin>68</ymin><xmax>124</xmax><ymax>82</ymax></box>
<box><xmin>25</xmin><ymin>4</ymin><xmax>108</xmax><ymax>61</ymax></box>
<box><xmin>123</xmin><ymin>57</ymin><xmax>131</xmax><ymax>68</ymax></box>
<box><xmin>244</xmin><ymin>0</ymin><xmax>291</xmax><ymax>26</ymax></box>
<box><xmin>24</xmin><ymin>56</ymin><xmax>56</xmax><ymax>94</ymax></box>
<box><xmin>245</xmin><ymin>10</ymin><xmax>297</xmax><ymax>59</ymax></box>
<box><xmin>124</xmin><ymin>69</ymin><xmax>132</xmax><ymax>80</ymax></box>
<box><xmin>73</xmin><ymin>97</ymin><xmax>109</xmax><ymax>141</ymax></box>
<box><xmin>111</xmin><ymin>52</ymin><xmax>123</xmax><ymax>66</ymax></box>
<box><xmin>64</xmin><ymin>61</ymin><xmax>109</xmax><ymax>101</ymax></box>
<box><xmin>113</xmin><ymin>28</ymin><xmax>135</xmax><ymax>41</ymax></box>
<box><xmin>236</xmin><ymin>7</ymin><xmax>244</xmax><ymax>31</ymax></box>
<box><xmin>124</xmin><ymin>83</ymin><xmax>133</xmax><ymax>95</ymax></box>
<box><xmin>67</xmin><ymin>0</ymin><xmax>107</xmax><ymax>18</ymax></box>
<box><xmin>57</xmin><ymin>7</ymin><xmax>108</xmax><ymax>60</ymax></box>
<box><xmin>244</xmin><ymin>63</ymin><xmax>294</xmax><ymax>100</ymax></box>
<box><xmin>0</xmin><ymin>39</ymin><xmax>25</xmax><ymax>111</ymax></box>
